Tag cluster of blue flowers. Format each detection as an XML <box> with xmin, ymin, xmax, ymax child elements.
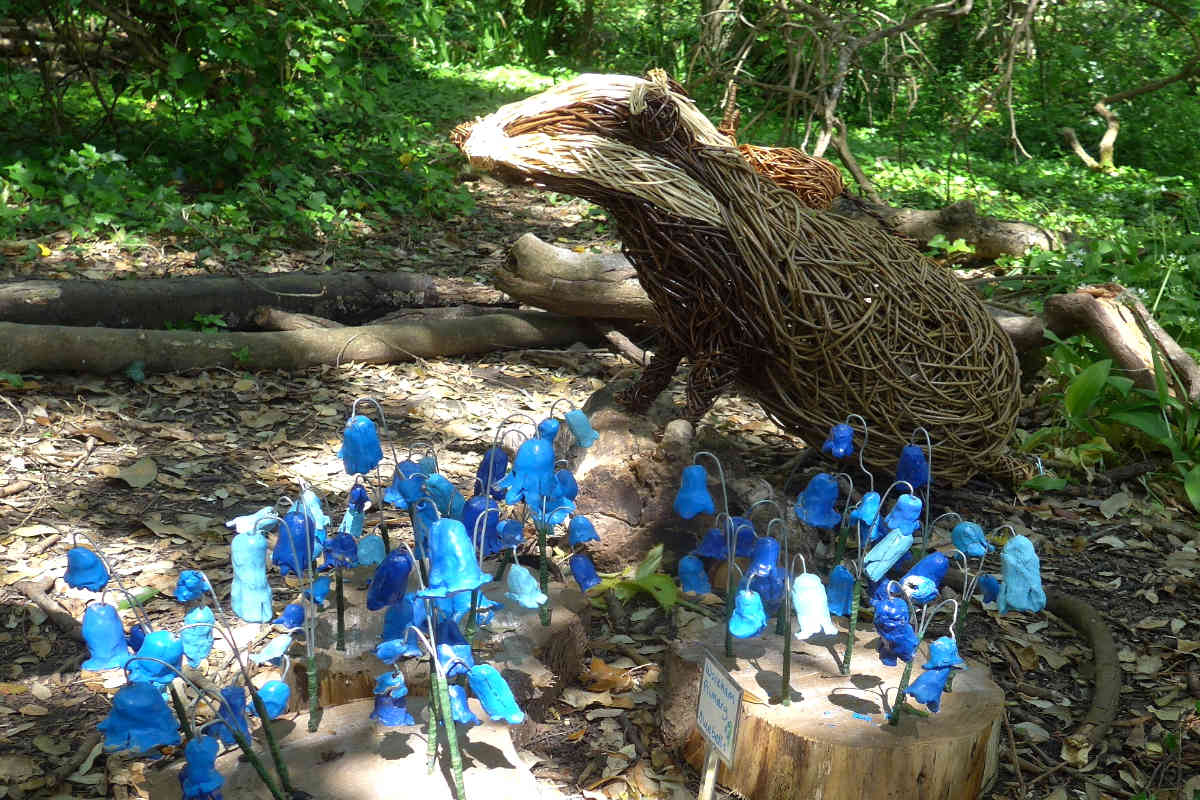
<box><xmin>671</xmin><ymin>416</ymin><xmax>1047</xmax><ymax>718</ymax></box>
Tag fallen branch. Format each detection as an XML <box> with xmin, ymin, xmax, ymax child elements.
<box><xmin>13</xmin><ymin>577</ymin><xmax>84</xmax><ymax>642</ymax></box>
<box><xmin>0</xmin><ymin>271</ymin><xmax>511</xmax><ymax>329</ymax></box>
<box><xmin>502</xmin><ymin>233</ymin><xmax>1047</xmax><ymax>353</ymax></box>
<box><xmin>0</xmin><ymin>311</ymin><xmax>599</xmax><ymax>375</ymax></box>
<box><xmin>1044</xmin><ymin>283</ymin><xmax>1200</xmax><ymax>401</ymax></box>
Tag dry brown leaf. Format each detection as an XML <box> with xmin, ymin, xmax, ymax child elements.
<box><xmin>0</xmin><ymin>681</ymin><xmax>27</xmax><ymax>695</ymax></box>
<box><xmin>583</xmin><ymin>657</ymin><xmax>636</xmax><ymax>692</ymax></box>
<box><xmin>18</xmin><ymin>703</ymin><xmax>48</xmax><ymax>716</ymax></box>
<box><xmin>78</xmin><ymin>425</ymin><xmax>120</xmax><ymax>443</ymax></box>
<box><xmin>94</xmin><ymin>457</ymin><xmax>158</xmax><ymax>488</ymax></box>
<box><xmin>33</xmin><ymin>734</ymin><xmax>70</xmax><ymax>756</ymax></box>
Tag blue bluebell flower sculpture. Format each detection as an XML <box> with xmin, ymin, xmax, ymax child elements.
<box><xmin>872</xmin><ymin>595</ymin><xmax>919</xmax><ymax>666</ymax></box>
<box><xmin>178</xmin><ymin>734</ymin><xmax>223</xmax><ymax>800</ymax></box>
<box><xmin>370</xmin><ymin>671</ymin><xmax>416</xmax><ymax>727</ymax></box>
<box><xmin>419</xmin><ymin>519</ymin><xmax>492</xmax><ymax>599</ymax></box>
<box><xmin>467</xmin><ymin>664</ymin><xmax>525</xmax><ymax>724</ymax></box>
<box><xmin>674</xmin><ymin>464</ymin><xmax>715</xmax><ymax>519</ymax></box>
<box><xmin>678</xmin><ymin>555</ymin><xmax>711</xmax><ymax>594</ymax></box>
<box><xmin>567</xmin><ymin>515</ymin><xmax>599</xmax><ymax>547</ymax></box>
<box><xmin>340</xmin><ymin>414</ymin><xmax>384</xmax><ymax>475</ymax></box>
<box><xmin>366</xmin><ymin>549</ymin><xmax>414</xmax><ymax>611</ymax></box>
<box><xmin>826</xmin><ymin>564</ymin><xmax>856</xmax><ymax>617</ymax></box>
<box><xmin>728</xmin><ymin>588</ymin><xmax>768</xmax><ymax>639</ymax></box>
<box><xmin>174</xmin><ymin>570</ymin><xmax>210</xmax><ymax>603</ymax></box>
<box><xmin>98</xmin><ymin>682</ymin><xmax>181</xmax><ymax>754</ymax></box>
<box><xmin>895</xmin><ymin>444</ymin><xmax>930</xmax><ymax>490</ymax></box>
<box><xmin>791</xmin><ymin>573</ymin><xmax>838</xmax><ymax>639</ymax></box>
<box><xmin>569</xmin><ymin>553</ymin><xmax>601</xmax><ymax>593</ymax></box>
<box><xmin>951</xmin><ymin>521</ymin><xmax>993</xmax><ymax>558</ymax></box>
<box><xmin>997</xmin><ymin>534</ymin><xmax>1046</xmax><ymax>614</ymax></box>
<box><xmin>81</xmin><ymin>603</ymin><xmax>129</xmax><ymax>671</ymax></box>
<box><xmin>128</xmin><ymin>631</ymin><xmax>183</xmax><ymax>686</ymax></box>
<box><xmin>795</xmin><ymin>473</ymin><xmax>841</xmax><ymax>529</ymax></box>
<box><xmin>65</xmin><ymin>546</ymin><xmax>109</xmax><ymax>591</ymax></box>
<box><xmin>822</xmin><ymin>423</ymin><xmax>855</xmax><ymax>458</ymax></box>
<box><xmin>564</xmin><ymin>408</ymin><xmax>599</xmax><ymax>448</ymax></box>
<box><xmin>181</xmin><ymin>606</ymin><xmax>215</xmax><ymax>667</ymax></box>
<box><xmin>905</xmin><ymin>635</ymin><xmax>966</xmax><ymax>713</ymax></box>
<box><xmin>505</xmin><ymin>564</ymin><xmax>549</xmax><ymax>609</ymax></box>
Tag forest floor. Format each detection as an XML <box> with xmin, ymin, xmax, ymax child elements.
<box><xmin>0</xmin><ymin>177</ymin><xmax>1198</xmax><ymax>800</ymax></box>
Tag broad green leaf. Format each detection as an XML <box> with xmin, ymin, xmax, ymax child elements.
<box><xmin>1065</xmin><ymin>360</ymin><xmax>1111</xmax><ymax>419</ymax></box>
<box><xmin>635</xmin><ymin>543</ymin><xmax>663</xmax><ymax>581</ymax></box>
<box><xmin>1022</xmin><ymin>474</ymin><xmax>1068</xmax><ymax>491</ymax></box>
<box><xmin>1184</xmin><ymin>465</ymin><xmax>1200</xmax><ymax>514</ymax></box>
<box><xmin>634</xmin><ymin>574</ymin><xmax>679</xmax><ymax>610</ymax></box>
<box><xmin>1106</xmin><ymin>375</ymin><xmax>1134</xmax><ymax>397</ymax></box>
<box><xmin>1107</xmin><ymin>409</ymin><xmax>1172</xmax><ymax>445</ymax></box>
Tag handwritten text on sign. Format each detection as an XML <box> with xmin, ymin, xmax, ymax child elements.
<box><xmin>695</xmin><ymin>653</ymin><xmax>742</xmax><ymax>765</ymax></box>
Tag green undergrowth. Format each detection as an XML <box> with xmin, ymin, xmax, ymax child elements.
<box><xmin>0</xmin><ymin>63</ymin><xmax>561</xmax><ymax>251</ymax></box>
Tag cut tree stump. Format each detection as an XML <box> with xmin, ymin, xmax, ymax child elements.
<box><xmin>661</xmin><ymin>624</ymin><xmax>1003</xmax><ymax>800</ymax></box>
<box><xmin>0</xmin><ymin>271</ymin><xmax>510</xmax><ymax>329</ymax></box>
<box><xmin>288</xmin><ymin>572</ymin><xmax>588</xmax><ymax>717</ymax></box>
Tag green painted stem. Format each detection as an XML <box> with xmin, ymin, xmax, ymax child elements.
<box><xmin>840</xmin><ymin>576</ymin><xmax>862</xmax><ymax>676</ymax></box>
<box><xmin>169</xmin><ymin>685</ymin><xmax>193</xmax><ymax>741</ymax></box>
<box><xmin>537</xmin><ymin>526</ymin><xmax>550</xmax><ymax>627</ymax></box>
<box><xmin>425</xmin><ymin>675</ymin><xmax>440</xmax><ymax>775</ymax></box>
<box><xmin>249</xmin><ymin>687</ymin><xmax>294</xmax><ymax>794</ymax></box>
<box><xmin>307</xmin><ymin>652</ymin><xmax>321</xmax><ymax>732</ymax></box>
<box><xmin>724</xmin><ymin>572</ymin><xmax>734</xmax><ymax>658</ymax></box>
<box><xmin>381</xmin><ymin>522</ymin><xmax>391</xmax><ymax>554</ymax></box>
<box><xmin>464</xmin><ymin>588</ymin><xmax>481</xmax><ymax>641</ymax></box>
<box><xmin>435</xmin><ymin>673</ymin><xmax>467</xmax><ymax>800</ymax></box>
<box><xmin>890</xmin><ymin>658</ymin><xmax>917</xmax><ymax>724</ymax></box>
<box><xmin>834</xmin><ymin>523</ymin><xmax>850</xmax><ymax>565</ymax></box>
<box><xmin>335</xmin><ymin>569</ymin><xmax>346</xmax><ymax>651</ymax></box>
<box><xmin>227</xmin><ymin>719</ymin><xmax>287</xmax><ymax>800</ymax></box>
<box><xmin>779</xmin><ymin>607</ymin><xmax>793</xmax><ymax>706</ymax></box>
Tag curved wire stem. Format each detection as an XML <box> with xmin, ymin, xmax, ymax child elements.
<box><xmin>845</xmin><ymin>413</ymin><xmax>872</xmax><ymax>492</ymax></box>
<box><xmin>70</xmin><ymin>531</ymin><xmax>153</xmax><ymax>631</ymax></box>
<box><xmin>911</xmin><ymin>426</ymin><xmax>934</xmax><ymax>558</ymax></box>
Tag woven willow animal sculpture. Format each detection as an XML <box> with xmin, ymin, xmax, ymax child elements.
<box><xmin>454</xmin><ymin>73</ymin><xmax>1022</xmax><ymax>485</ymax></box>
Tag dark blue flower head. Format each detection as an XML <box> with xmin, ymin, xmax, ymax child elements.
<box><xmin>435</xmin><ymin>616</ymin><xmax>474</xmax><ymax>679</ymax></box>
<box><xmin>497</xmin><ymin>439</ymin><xmax>556</xmax><ymax>506</ymax></box>
<box><xmin>274</xmin><ymin>602</ymin><xmax>305</xmax><ymax>629</ymax></box>
<box><xmin>339</xmin><ymin>414</ymin><xmax>383</xmax><ymax>475</ymax></box>
<box><xmin>348</xmin><ymin>483</ymin><xmax>370</xmax><ymax>512</ymax></box>
<box><xmin>485</xmin><ymin>518</ymin><xmax>526</xmax><ymax>557</ymax></box>
<box><xmin>567</xmin><ymin>515</ymin><xmax>599</xmax><ymax>547</ymax></box>
<box><xmin>896</xmin><ymin>444</ymin><xmax>930</xmax><ymax>490</ymax></box>
<box><xmin>179</xmin><ymin>734</ymin><xmax>223</xmax><ymax>799</ymax></box>
<box><xmin>795</xmin><ymin>473</ymin><xmax>841</xmax><ymax>529</ymax></box>
<box><xmin>569</xmin><ymin>553</ymin><xmax>601</xmax><ymax>592</ymax></box>
<box><xmin>271</xmin><ymin>511</ymin><xmax>317</xmax><ymax>577</ymax></box>
<box><xmin>366</xmin><ymin>549</ymin><xmax>414</xmax><ymax>611</ymax></box>
<box><xmin>209</xmin><ymin>686</ymin><xmax>249</xmax><ymax>746</ymax></box>
<box><xmin>537</xmin><ymin>417</ymin><xmax>560</xmax><ymax>442</ymax></box>
<box><xmin>822</xmin><ymin>423</ymin><xmax>855</xmax><ymax>458</ymax></box>
<box><xmin>324</xmin><ymin>533</ymin><xmax>359</xmax><ymax>569</ymax></box>
<box><xmin>674</xmin><ymin>464</ymin><xmax>715</xmax><ymax>519</ymax></box>
<box><xmin>474</xmin><ymin>447</ymin><xmax>509</xmax><ymax>500</ymax></box>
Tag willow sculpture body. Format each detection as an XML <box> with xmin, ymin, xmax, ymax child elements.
<box><xmin>454</xmin><ymin>74</ymin><xmax>1021</xmax><ymax>485</ymax></box>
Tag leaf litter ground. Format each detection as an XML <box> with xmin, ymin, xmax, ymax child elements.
<box><xmin>0</xmin><ymin>179</ymin><xmax>1198</xmax><ymax>800</ymax></box>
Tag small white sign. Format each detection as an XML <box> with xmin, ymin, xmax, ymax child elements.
<box><xmin>695</xmin><ymin>652</ymin><xmax>742</xmax><ymax>766</ymax></box>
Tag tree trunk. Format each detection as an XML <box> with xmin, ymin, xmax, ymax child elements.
<box><xmin>0</xmin><ymin>271</ymin><xmax>510</xmax><ymax>329</ymax></box>
<box><xmin>0</xmin><ymin>311</ymin><xmax>596</xmax><ymax>375</ymax></box>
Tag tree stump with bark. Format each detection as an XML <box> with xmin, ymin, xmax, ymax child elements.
<box><xmin>660</xmin><ymin>624</ymin><xmax>1003</xmax><ymax>800</ymax></box>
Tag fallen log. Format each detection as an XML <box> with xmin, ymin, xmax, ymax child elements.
<box><xmin>501</xmin><ymin>233</ymin><xmax>1046</xmax><ymax>353</ymax></box>
<box><xmin>0</xmin><ymin>271</ymin><xmax>511</xmax><ymax>329</ymax></box>
<box><xmin>832</xmin><ymin>196</ymin><xmax>1066</xmax><ymax>260</ymax></box>
<box><xmin>1044</xmin><ymin>283</ymin><xmax>1200</xmax><ymax>401</ymax></box>
<box><xmin>0</xmin><ymin>311</ymin><xmax>598</xmax><ymax>375</ymax></box>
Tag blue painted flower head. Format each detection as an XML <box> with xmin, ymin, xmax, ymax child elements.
<box><xmin>98</xmin><ymin>681</ymin><xmax>181</xmax><ymax>755</ymax></box>
<box><xmin>895</xmin><ymin>444</ymin><xmax>930</xmax><ymax>490</ymax></box>
<box><xmin>497</xmin><ymin>438</ymin><xmax>556</xmax><ymax>506</ymax></box>
<box><xmin>822</xmin><ymin>423</ymin><xmax>855</xmax><ymax>458</ymax></box>
<box><xmin>65</xmin><ymin>546</ymin><xmax>109</xmax><ymax>591</ymax></box>
<box><xmin>826</xmin><ymin>564</ymin><xmax>856</xmax><ymax>616</ymax></box>
<box><xmin>537</xmin><ymin>417</ymin><xmax>560</xmax><ymax>442</ymax></box>
<box><xmin>272</xmin><ymin>510</ymin><xmax>317</xmax><ymax>576</ymax></box>
<box><xmin>997</xmin><ymin>534</ymin><xmax>1045</xmax><ymax>614</ymax></box>
<box><xmin>128</xmin><ymin>631</ymin><xmax>183</xmax><ymax>686</ymax></box>
<box><xmin>339</xmin><ymin>414</ymin><xmax>384</xmax><ymax>475</ymax></box>
<box><xmin>678</xmin><ymin>555</ymin><xmax>711</xmax><ymax>594</ymax></box>
<box><xmin>673</xmin><ymin>464</ymin><xmax>715</xmax><ymax>519</ymax></box>
<box><xmin>348</xmin><ymin>482</ymin><xmax>370</xmax><ymax>512</ymax></box>
<box><xmin>419</xmin><ymin>519</ymin><xmax>492</xmax><ymax>598</ymax></box>
<box><xmin>209</xmin><ymin>686</ymin><xmax>249</xmax><ymax>746</ymax></box>
<box><xmin>851</xmin><ymin>491</ymin><xmax>883</xmax><ymax>546</ymax></box>
<box><xmin>567</xmin><ymin>515</ymin><xmax>599</xmax><ymax>547</ymax></box>
<box><xmin>564</xmin><ymin>408</ymin><xmax>599</xmax><ymax>448</ymax></box>
<box><xmin>951</xmin><ymin>521</ymin><xmax>994</xmax><ymax>558</ymax></box>
<box><xmin>174</xmin><ymin>570</ymin><xmax>210</xmax><ymax>603</ymax></box>
<box><xmin>179</xmin><ymin>734</ymin><xmax>223</xmax><ymax>799</ymax></box>
<box><xmin>795</xmin><ymin>473</ymin><xmax>841</xmax><ymax>529</ymax></box>
<box><xmin>467</xmin><ymin>664</ymin><xmax>525</xmax><ymax>724</ymax></box>
<box><xmin>81</xmin><ymin>603</ymin><xmax>130</xmax><ymax>671</ymax></box>
<box><xmin>505</xmin><ymin>564</ymin><xmax>549</xmax><ymax>609</ymax></box>
<box><xmin>461</xmin><ymin>495</ymin><xmax>499</xmax><ymax>547</ymax></box>
<box><xmin>791</xmin><ymin>573</ymin><xmax>838</xmax><ymax>639</ymax></box>
<box><xmin>366</xmin><ymin>549</ymin><xmax>414</xmax><ymax>611</ymax></box>
<box><xmin>883</xmin><ymin>493</ymin><xmax>923</xmax><ymax>536</ymax></box>
<box><xmin>746</xmin><ymin>536</ymin><xmax>779</xmax><ymax>577</ymax></box>
<box><xmin>728</xmin><ymin>588</ymin><xmax>767</xmax><ymax>639</ymax></box>
<box><xmin>569</xmin><ymin>553</ymin><xmax>601</xmax><ymax>593</ymax></box>
<box><xmin>474</xmin><ymin>447</ymin><xmax>509</xmax><ymax>500</ymax></box>
<box><xmin>485</xmin><ymin>518</ymin><xmax>526</xmax><ymax>556</ymax></box>
<box><xmin>325</xmin><ymin>532</ymin><xmax>359</xmax><ymax>569</ymax></box>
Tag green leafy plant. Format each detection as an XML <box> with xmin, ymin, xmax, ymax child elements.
<box><xmin>166</xmin><ymin>313</ymin><xmax>229</xmax><ymax>334</ymax></box>
<box><xmin>592</xmin><ymin>543</ymin><xmax>679</xmax><ymax>611</ymax></box>
<box><xmin>1020</xmin><ymin>334</ymin><xmax>1200</xmax><ymax>511</ymax></box>
<box><xmin>232</xmin><ymin>346</ymin><xmax>251</xmax><ymax>365</ymax></box>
